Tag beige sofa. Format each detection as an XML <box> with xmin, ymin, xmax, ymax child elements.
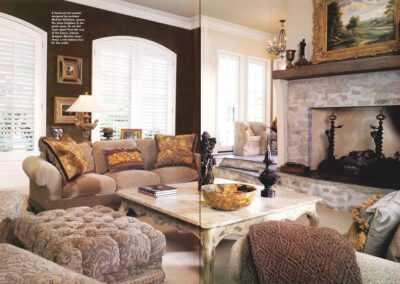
<box><xmin>233</xmin><ymin>121</ymin><xmax>268</xmax><ymax>156</ymax></box>
<box><xmin>23</xmin><ymin>139</ymin><xmax>200</xmax><ymax>212</ymax></box>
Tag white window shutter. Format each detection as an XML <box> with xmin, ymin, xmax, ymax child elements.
<box><xmin>92</xmin><ymin>37</ymin><xmax>176</xmax><ymax>141</ymax></box>
<box><xmin>0</xmin><ymin>35</ymin><xmax>36</xmax><ymax>151</ymax></box>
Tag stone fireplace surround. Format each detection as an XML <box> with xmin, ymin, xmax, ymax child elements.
<box><xmin>275</xmin><ymin>70</ymin><xmax>400</xmax><ymax>211</ymax></box>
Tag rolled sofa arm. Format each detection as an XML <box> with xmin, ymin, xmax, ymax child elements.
<box><xmin>194</xmin><ymin>153</ymin><xmax>201</xmax><ymax>175</ymax></box>
<box><xmin>22</xmin><ymin>156</ymin><xmax>62</xmax><ymax>200</ymax></box>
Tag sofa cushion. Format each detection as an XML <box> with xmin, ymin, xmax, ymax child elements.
<box><xmin>104</xmin><ymin>148</ymin><xmax>145</xmax><ymax>172</ymax></box>
<box><xmin>63</xmin><ymin>173</ymin><xmax>116</xmax><ymax>198</ymax></box>
<box><xmin>154</xmin><ymin>134</ymin><xmax>196</xmax><ymax>168</ymax></box>
<box><xmin>106</xmin><ymin>170</ymin><xmax>160</xmax><ymax>190</ymax></box>
<box><xmin>387</xmin><ymin>224</ymin><xmax>400</xmax><ymax>262</ymax></box>
<box><xmin>93</xmin><ymin>140</ymin><xmax>137</xmax><ymax>174</ymax></box>
<box><xmin>152</xmin><ymin>166</ymin><xmax>198</xmax><ymax>184</ymax></box>
<box><xmin>78</xmin><ymin>142</ymin><xmax>95</xmax><ymax>172</ymax></box>
<box><xmin>39</xmin><ymin>136</ymin><xmax>90</xmax><ymax>184</ymax></box>
<box><xmin>364</xmin><ymin>191</ymin><xmax>400</xmax><ymax>258</ymax></box>
<box><xmin>136</xmin><ymin>139</ymin><xmax>157</xmax><ymax>170</ymax></box>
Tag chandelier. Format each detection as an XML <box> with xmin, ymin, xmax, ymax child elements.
<box><xmin>267</xmin><ymin>19</ymin><xmax>287</xmax><ymax>59</ymax></box>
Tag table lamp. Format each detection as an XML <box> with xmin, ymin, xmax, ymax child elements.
<box><xmin>67</xmin><ymin>92</ymin><xmax>102</xmax><ymax>141</ymax></box>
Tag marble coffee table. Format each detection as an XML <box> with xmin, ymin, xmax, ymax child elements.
<box><xmin>117</xmin><ymin>179</ymin><xmax>321</xmax><ymax>284</ymax></box>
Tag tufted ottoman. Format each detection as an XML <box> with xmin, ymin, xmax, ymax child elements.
<box><xmin>14</xmin><ymin>206</ymin><xmax>166</xmax><ymax>284</ymax></box>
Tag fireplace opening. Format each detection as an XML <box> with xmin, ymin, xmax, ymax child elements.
<box><xmin>309</xmin><ymin>106</ymin><xmax>400</xmax><ymax>189</ymax></box>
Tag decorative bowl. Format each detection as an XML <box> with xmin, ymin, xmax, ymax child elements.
<box><xmin>201</xmin><ymin>183</ymin><xmax>257</xmax><ymax>211</ymax></box>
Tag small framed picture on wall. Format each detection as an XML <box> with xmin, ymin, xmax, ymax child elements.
<box><xmin>57</xmin><ymin>55</ymin><xmax>83</xmax><ymax>85</ymax></box>
<box><xmin>54</xmin><ymin>97</ymin><xmax>77</xmax><ymax>124</ymax></box>
<box><xmin>120</xmin><ymin>129</ymin><xmax>142</xmax><ymax>140</ymax></box>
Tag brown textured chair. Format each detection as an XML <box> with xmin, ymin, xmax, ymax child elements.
<box><xmin>229</xmin><ymin>234</ymin><xmax>400</xmax><ymax>284</ymax></box>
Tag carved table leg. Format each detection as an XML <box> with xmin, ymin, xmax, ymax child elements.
<box><xmin>118</xmin><ymin>200</ymin><xmax>129</xmax><ymax>215</ymax></box>
<box><xmin>201</xmin><ymin>229</ymin><xmax>216</xmax><ymax>284</ymax></box>
<box><xmin>306</xmin><ymin>208</ymin><xmax>319</xmax><ymax>227</ymax></box>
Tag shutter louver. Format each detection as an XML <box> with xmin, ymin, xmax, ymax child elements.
<box><xmin>97</xmin><ymin>50</ymin><xmax>131</xmax><ymax>139</ymax></box>
<box><xmin>93</xmin><ymin>38</ymin><xmax>176</xmax><ymax>141</ymax></box>
<box><xmin>0</xmin><ymin>36</ymin><xmax>36</xmax><ymax>152</ymax></box>
<box><xmin>137</xmin><ymin>56</ymin><xmax>170</xmax><ymax>138</ymax></box>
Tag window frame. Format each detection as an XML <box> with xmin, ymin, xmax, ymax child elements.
<box><xmin>215</xmin><ymin>50</ymin><xmax>244</xmax><ymax>152</ymax></box>
<box><xmin>246</xmin><ymin>56</ymin><xmax>271</xmax><ymax>125</ymax></box>
<box><xmin>0</xmin><ymin>12</ymin><xmax>47</xmax><ymax>160</ymax></box>
<box><xmin>92</xmin><ymin>36</ymin><xmax>177</xmax><ymax>141</ymax></box>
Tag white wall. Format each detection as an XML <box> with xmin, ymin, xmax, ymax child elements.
<box><xmin>201</xmin><ymin>27</ymin><xmax>274</xmax><ymax>138</ymax></box>
<box><xmin>285</xmin><ymin>0</ymin><xmax>313</xmax><ymax>62</ymax></box>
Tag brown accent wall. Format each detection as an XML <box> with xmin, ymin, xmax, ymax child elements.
<box><xmin>0</xmin><ymin>0</ymin><xmax>200</xmax><ymax>142</ymax></box>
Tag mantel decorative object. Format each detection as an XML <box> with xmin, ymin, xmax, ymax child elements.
<box><xmin>285</xmin><ymin>49</ymin><xmax>296</xmax><ymax>69</ymax></box>
<box><xmin>295</xmin><ymin>39</ymin><xmax>311</xmax><ymax>67</ymax></box>
<box><xmin>198</xmin><ymin>131</ymin><xmax>217</xmax><ymax>191</ymax></box>
<box><xmin>67</xmin><ymin>92</ymin><xmax>102</xmax><ymax>142</ymax></box>
<box><xmin>370</xmin><ymin>111</ymin><xmax>386</xmax><ymax>159</ymax></box>
<box><xmin>267</xmin><ymin>19</ymin><xmax>287</xmax><ymax>59</ymax></box>
<box><xmin>259</xmin><ymin>148</ymin><xmax>279</xmax><ymax>198</ymax></box>
<box><xmin>318</xmin><ymin>113</ymin><xmax>344</xmax><ymax>173</ymax></box>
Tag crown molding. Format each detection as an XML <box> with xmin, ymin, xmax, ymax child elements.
<box><xmin>66</xmin><ymin>0</ymin><xmax>196</xmax><ymax>30</ymax></box>
<box><xmin>200</xmin><ymin>16</ymin><xmax>272</xmax><ymax>42</ymax></box>
<box><xmin>65</xmin><ymin>0</ymin><xmax>270</xmax><ymax>40</ymax></box>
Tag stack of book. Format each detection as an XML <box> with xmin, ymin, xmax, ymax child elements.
<box><xmin>138</xmin><ymin>184</ymin><xmax>177</xmax><ymax>198</ymax></box>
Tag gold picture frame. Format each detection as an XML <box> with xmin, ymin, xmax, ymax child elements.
<box><xmin>57</xmin><ymin>55</ymin><xmax>83</xmax><ymax>85</ymax></box>
<box><xmin>54</xmin><ymin>97</ymin><xmax>77</xmax><ymax>124</ymax></box>
<box><xmin>120</xmin><ymin>129</ymin><xmax>142</xmax><ymax>140</ymax></box>
<box><xmin>312</xmin><ymin>0</ymin><xmax>400</xmax><ymax>63</ymax></box>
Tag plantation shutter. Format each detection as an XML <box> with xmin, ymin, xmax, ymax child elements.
<box><xmin>96</xmin><ymin>49</ymin><xmax>131</xmax><ymax>139</ymax></box>
<box><xmin>93</xmin><ymin>38</ymin><xmax>176</xmax><ymax>141</ymax></box>
<box><xmin>134</xmin><ymin>45</ymin><xmax>173</xmax><ymax>138</ymax></box>
<box><xmin>0</xmin><ymin>34</ymin><xmax>36</xmax><ymax>152</ymax></box>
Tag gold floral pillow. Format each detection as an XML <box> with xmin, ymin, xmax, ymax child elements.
<box><xmin>154</xmin><ymin>134</ymin><xmax>196</xmax><ymax>168</ymax></box>
<box><xmin>40</xmin><ymin>136</ymin><xmax>90</xmax><ymax>183</ymax></box>
<box><xmin>104</xmin><ymin>148</ymin><xmax>145</xmax><ymax>172</ymax></box>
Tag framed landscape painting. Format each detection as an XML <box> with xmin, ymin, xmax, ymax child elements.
<box><xmin>312</xmin><ymin>0</ymin><xmax>400</xmax><ymax>63</ymax></box>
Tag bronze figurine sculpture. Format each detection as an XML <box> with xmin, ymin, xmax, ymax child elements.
<box><xmin>198</xmin><ymin>131</ymin><xmax>217</xmax><ymax>190</ymax></box>
<box><xmin>295</xmin><ymin>39</ymin><xmax>311</xmax><ymax>67</ymax></box>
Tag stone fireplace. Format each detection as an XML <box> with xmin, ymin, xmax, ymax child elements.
<box><xmin>274</xmin><ymin>69</ymin><xmax>400</xmax><ymax>211</ymax></box>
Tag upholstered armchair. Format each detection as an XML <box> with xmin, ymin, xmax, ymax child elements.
<box><xmin>234</xmin><ymin>121</ymin><xmax>268</xmax><ymax>156</ymax></box>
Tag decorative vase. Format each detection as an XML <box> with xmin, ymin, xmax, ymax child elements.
<box><xmin>259</xmin><ymin>149</ymin><xmax>279</xmax><ymax>198</ymax></box>
<box><xmin>285</xmin><ymin>49</ymin><xmax>296</xmax><ymax>69</ymax></box>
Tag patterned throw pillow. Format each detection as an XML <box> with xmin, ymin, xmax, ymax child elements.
<box><xmin>39</xmin><ymin>136</ymin><xmax>90</xmax><ymax>184</ymax></box>
<box><xmin>104</xmin><ymin>148</ymin><xmax>145</xmax><ymax>172</ymax></box>
<box><xmin>154</xmin><ymin>134</ymin><xmax>196</xmax><ymax>168</ymax></box>
<box><xmin>344</xmin><ymin>194</ymin><xmax>382</xmax><ymax>252</ymax></box>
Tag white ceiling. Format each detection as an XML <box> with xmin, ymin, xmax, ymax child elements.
<box><xmin>201</xmin><ymin>0</ymin><xmax>286</xmax><ymax>33</ymax></box>
<box><xmin>121</xmin><ymin>0</ymin><xmax>286</xmax><ymax>33</ymax></box>
<box><xmin>121</xmin><ymin>0</ymin><xmax>200</xmax><ymax>18</ymax></box>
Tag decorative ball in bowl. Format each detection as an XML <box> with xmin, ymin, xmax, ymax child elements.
<box><xmin>201</xmin><ymin>183</ymin><xmax>257</xmax><ymax>211</ymax></box>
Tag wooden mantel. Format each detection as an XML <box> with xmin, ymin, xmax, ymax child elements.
<box><xmin>272</xmin><ymin>55</ymin><xmax>400</xmax><ymax>81</ymax></box>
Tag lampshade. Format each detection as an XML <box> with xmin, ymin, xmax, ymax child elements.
<box><xmin>67</xmin><ymin>92</ymin><xmax>103</xmax><ymax>113</ymax></box>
